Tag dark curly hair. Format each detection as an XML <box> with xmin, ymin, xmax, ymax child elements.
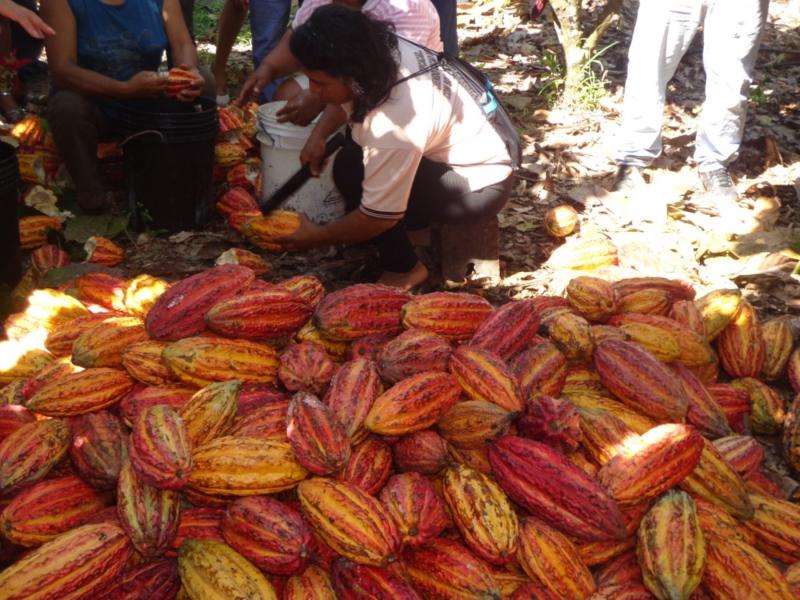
<box><xmin>290</xmin><ymin>5</ymin><xmax>398</xmax><ymax>123</ymax></box>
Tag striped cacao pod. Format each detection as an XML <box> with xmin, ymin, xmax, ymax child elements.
<box><xmin>240</xmin><ymin>210</ymin><xmax>302</xmax><ymax>252</ymax></box>
<box><xmin>168</xmin><ymin>507</ymin><xmax>224</xmax><ymax>556</ymax></box>
<box><xmin>323</xmin><ymin>358</ymin><xmax>382</xmax><ymax>440</ymax></box>
<box><xmin>731</xmin><ymin>377</ymin><xmax>786</xmax><ymax>435</ymax></box>
<box><xmin>577</xmin><ymin>405</ymin><xmax>638</xmax><ymax>466</ymax></box>
<box><xmin>18</xmin><ymin>215</ymin><xmax>62</xmax><ymax>250</ymax></box>
<box><xmin>786</xmin><ymin>562</ymin><xmax>800</xmax><ymax>599</ymax></box>
<box><xmin>122</xmin><ymin>274</ymin><xmax>170</xmax><ymax>318</ymax></box>
<box><xmin>178</xmin><ymin>380</ymin><xmax>240</xmax><ymax>448</ymax></box>
<box><xmin>287</xmin><ymin>392</ymin><xmax>351</xmax><ymax>476</ymax></box>
<box><xmin>713</xmin><ymin>435</ymin><xmax>764</xmax><ymax>478</ymax></box>
<box><xmin>278</xmin><ymin>342</ymin><xmax>336</xmax><ymax>395</ymax></box>
<box><xmin>84</xmin><ymin>236</ymin><xmax>124</xmax><ymax>266</ymax></box>
<box><xmin>277</xmin><ymin>274</ymin><xmax>326</xmax><ymax>309</ymax></box>
<box><xmin>99</xmin><ymin>558</ymin><xmax>181</xmax><ymax>600</ymax></box>
<box><xmin>392</xmin><ymin>429</ymin><xmax>450</xmax><ymax>474</ymax></box>
<box><xmin>0</xmin><ymin>475</ymin><xmax>109</xmax><ymax>546</ymax></box>
<box><xmin>117</xmin><ymin>461</ymin><xmax>181</xmax><ymax>559</ymax></box>
<box><xmin>488</xmin><ymin>435</ymin><xmax>626</xmax><ymax>542</ymax></box>
<box><xmin>637</xmin><ymin>490</ymin><xmax>705</xmax><ymax>600</ymax></box>
<box><xmin>379</xmin><ymin>472</ymin><xmax>448</xmax><ymax>547</ymax></box>
<box><xmin>618</xmin><ymin>287</ymin><xmax>673</xmax><ymax>316</ymax></box>
<box><xmin>215</xmin><ymin>247</ymin><xmax>270</xmax><ymax>276</ymax></box>
<box><xmin>511</xmin><ymin>342</ymin><xmax>568</xmax><ymax>398</ymax></box>
<box><xmin>284</xmin><ymin>565</ymin><xmax>336</xmax><ymax>600</ymax></box>
<box><xmin>438</xmin><ymin>400</ymin><xmax>515</xmax><ymax>450</ymax></box>
<box><xmin>744</xmin><ymin>493</ymin><xmax>800</xmax><ymax>563</ymax></box>
<box><xmin>72</xmin><ymin>316</ymin><xmax>148</xmax><ymax>368</ymax></box>
<box><xmin>609</xmin><ymin>313</ymin><xmax>715</xmax><ymax>367</ymax></box>
<box><xmin>298</xmin><ymin>477</ymin><xmax>400</xmax><ymax>566</ymax></box>
<box><xmin>145</xmin><ymin>265</ymin><xmax>255</xmax><ymax>341</ymax></box>
<box><xmin>364</xmin><ymin>371</ymin><xmax>461</xmax><ymax>436</ymax></box>
<box><xmin>69</xmin><ymin>410</ymin><xmax>128</xmax><ymax>489</ymax></box>
<box><xmin>187</xmin><ymin>436</ymin><xmax>307</xmax><ymax>496</ymax></box>
<box><xmin>162</xmin><ymin>336</ymin><xmax>278</xmax><ymax>387</ymax></box>
<box><xmin>0</xmin><ymin>404</ymin><xmax>35</xmax><ymax>441</ymax></box>
<box><xmin>613</xmin><ymin>277</ymin><xmax>695</xmax><ymax>303</ymax></box>
<box><xmin>547</xmin><ymin>312</ymin><xmax>594</xmax><ymax>362</ymax></box>
<box><xmin>222</xmin><ymin>496</ymin><xmax>311</xmax><ymax>575</ymax></box>
<box><xmin>120</xmin><ymin>385</ymin><xmax>196</xmax><ymax>427</ymax></box>
<box><xmin>566</xmin><ymin>275</ymin><xmax>618</xmax><ymax>323</ymax></box>
<box><xmin>178</xmin><ymin>538</ymin><xmax>277</xmax><ymax>599</ymax></box>
<box><xmin>761</xmin><ymin>319</ymin><xmax>794</xmax><ymax>381</ymax></box>
<box><xmin>449</xmin><ymin>345</ymin><xmax>523</xmax><ymax>412</ymax></box>
<box><xmin>331</xmin><ymin>558</ymin><xmax>422</xmax><ymax>599</ymax></box>
<box><xmin>377</xmin><ymin>328</ymin><xmax>452</xmax><ymax>384</ymax></box>
<box><xmin>122</xmin><ymin>340</ymin><xmax>175</xmax><ymax>386</ymax></box>
<box><xmin>671</xmin><ymin>362</ymin><xmax>732</xmax><ymax>438</ymax></box>
<box><xmin>707</xmin><ymin>383</ymin><xmax>750</xmax><ymax>433</ymax></box>
<box><xmin>594</xmin><ymin>340</ymin><xmax>688</xmax><ymax>422</ymax></box>
<box><xmin>546</xmin><ymin>236</ymin><xmax>617</xmax><ymax>271</ymax></box>
<box><xmin>597</xmin><ymin>423</ymin><xmax>704</xmax><ymax>506</ymax></box>
<box><xmin>20</xmin><ymin>356</ymin><xmax>83</xmax><ymax>401</ymax></box>
<box><xmin>517</xmin><ymin>517</ymin><xmax>596</xmax><ymax>599</ymax></box>
<box><xmin>679</xmin><ymin>438</ymin><xmax>753</xmax><ymax>520</ymax></box>
<box><xmin>617</xmin><ymin>321</ymin><xmax>681</xmax><ymax>363</ymax></box>
<box><xmin>695</xmin><ymin>288</ymin><xmax>742</xmax><ymax>341</ymax></box>
<box><xmin>702</xmin><ymin>533</ymin><xmax>793</xmax><ymax>600</ymax></box>
<box><xmin>0</xmin><ymin>522</ymin><xmax>132</xmax><ymax>600</ymax></box>
<box><xmin>470</xmin><ymin>298</ymin><xmax>540</xmax><ymax>360</ymax></box>
<box><xmin>402</xmin><ymin>537</ymin><xmax>500</xmax><ymax>600</ymax></box>
<box><xmin>228</xmin><ymin>398</ymin><xmax>289</xmax><ymax>441</ymax></box>
<box><xmin>669</xmin><ymin>299</ymin><xmax>706</xmax><ymax>335</ymax></box>
<box><xmin>206</xmin><ymin>289</ymin><xmax>311</xmax><ymax>340</ymax></box>
<box><xmin>74</xmin><ymin>272</ymin><xmax>128</xmax><ymax>312</ymax></box>
<box><xmin>215</xmin><ymin>187</ymin><xmax>258</xmax><ymax>217</ymax></box>
<box><xmin>130</xmin><ymin>404</ymin><xmax>193</xmax><ymax>489</ymax></box>
<box><xmin>694</xmin><ymin>495</ymin><xmax>755</xmax><ymax>545</ymax></box>
<box><xmin>27</xmin><ymin>367</ymin><xmax>134</xmax><ymax>417</ymax></box>
<box><xmin>568</xmin><ymin>392</ymin><xmax>655</xmax><ymax>434</ymax></box>
<box><xmin>45</xmin><ymin>313</ymin><xmax>118</xmax><ymax>357</ymax></box>
<box><xmin>716</xmin><ymin>300</ymin><xmax>765</xmax><ymax>377</ymax></box>
<box><xmin>784</xmin><ymin>395</ymin><xmax>800</xmax><ymax>474</ymax></box>
<box><xmin>30</xmin><ymin>243</ymin><xmax>70</xmax><ymax>276</ymax></box>
<box><xmin>518</xmin><ymin>394</ymin><xmax>582</xmax><ymax>453</ymax></box>
<box><xmin>443</xmin><ymin>464</ymin><xmax>519</xmax><ymax>564</ymax></box>
<box><xmin>401</xmin><ymin>291</ymin><xmax>492</xmax><ymax>341</ymax></box>
<box><xmin>337</xmin><ymin>436</ymin><xmax>392</xmax><ymax>495</ymax></box>
<box><xmin>312</xmin><ymin>284</ymin><xmax>410</xmax><ymax>341</ymax></box>
<box><xmin>0</xmin><ymin>418</ymin><xmax>71</xmax><ymax>497</ymax></box>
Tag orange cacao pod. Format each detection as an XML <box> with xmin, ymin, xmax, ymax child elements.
<box><xmin>546</xmin><ymin>237</ymin><xmax>617</xmax><ymax>270</ymax></box>
<box><xmin>27</xmin><ymin>367</ymin><xmax>134</xmax><ymax>417</ymax></box>
<box><xmin>44</xmin><ymin>313</ymin><xmax>116</xmax><ymax>357</ymax></box>
<box><xmin>123</xmin><ymin>274</ymin><xmax>170</xmax><ymax>319</ymax></box>
<box><xmin>284</xmin><ymin>565</ymin><xmax>336</xmax><ymax>600</ymax></box>
<box><xmin>761</xmin><ymin>319</ymin><xmax>794</xmax><ymax>381</ymax></box>
<box><xmin>120</xmin><ymin>385</ymin><xmax>195</xmax><ymax>427</ymax></box>
<box><xmin>74</xmin><ymin>271</ymin><xmax>128</xmax><ymax>312</ymax></box>
<box><xmin>713</xmin><ymin>435</ymin><xmax>764</xmax><ymax>479</ymax></box>
<box><xmin>543</xmin><ymin>204</ymin><xmax>578</xmax><ymax>237</ymax></box>
<box><xmin>215</xmin><ymin>247</ymin><xmax>270</xmax><ymax>276</ymax></box>
<box><xmin>323</xmin><ymin>358</ymin><xmax>382</xmax><ymax>440</ymax></box>
<box><xmin>84</xmin><ymin>236</ymin><xmax>124</xmax><ymax>266</ymax></box>
<box><xmin>298</xmin><ymin>477</ymin><xmax>400</xmax><ymax>566</ymax></box>
<box><xmin>122</xmin><ymin>340</ymin><xmax>175</xmax><ymax>386</ymax></box>
<box><xmin>313</xmin><ymin>284</ymin><xmax>411</xmax><ymax>342</ymax></box>
<box><xmin>287</xmin><ymin>392</ymin><xmax>351</xmax><ymax>476</ymax></box>
<box><xmin>228</xmin><ymin>398</ymin><xmax>289</xmax><ymax>441</ymax></box>
<box><xmin>617</xmin><ymin>288</ymin><xmax>673</xmax><ymax>316</ymax></box>
<box><xmin>278</xmin><ymin>342</ymin><xmax>336</xmax><ymax>395</ymax></box>
<box><xmin>566</xmin><ymin>275</ymin><xmax>618</xmax><ymax>323</ymax></box>
<box><xmin>145</xmin><ymin>264</ymin><xmax>255</xmax><ymax>341</ymax></box>
<box><xmin>449</xmin><ymin>345</ymin><xmax>523</xmax><ymax>412</ymax></box>
<box><xmin>744</xmin><ymin>493</ymin><xmax>800</xmax><ymax>563</ymax></box>
<box><xmin>215</xmin><ymin>187</ymin><xmax>258</xmax><ymax>217</ymax></box>
<box><xmin>277</xmin><ymin>274</ymin><xmax>326</xmax><ymax>309</ymax></box>
<box><xmin>18</xmin><ymin>215</ymin><xmax>62</xmax><ymax>250</ymax></box>
<box><xmin>129</xmin><ymin>404</ymin><xmax>192</xmax><ymax>490</ymax></box>
<box><xmin>707</xmin><ymin>382</ymin><xmax>750</xmax><ymax>433</ymax></box>
<box><xmin>510</xmin><ymin>342</ymin><xmax>568</xmax><ymax>398</ymax></box>
<box><xmin>547</xmin><ymin>312</ymin><xmax>595</xmax><ymax>362</ymax></box>
<box><xmin>716</xmin><ymin>300</ymin><xmax>766</xmax><ymax>378</ymax></box>
<box><xmin>30</xmin><ymin>243</ymin><xmax>69</xmax><ymax>275</ymax></box>
<box><xmin>364</xmin><ymin>371</ymin><xmax>461</xmax><ymax>436</ymax></box>
<box><xmin>72</xmin><ymin>316</ymin><xmax>149</xmax><ymax>368</ymax></box>
<box><xmin>438</xmin><ymin>399</ymin><xmax>515</xmax><ymax>450</ymax></box>
<box><xmin>214</xmin><ymin>140</ymin><xmax>247</xmax><ymax>167</ymax></box>
<box><xmin>401</xmin><ymin>291</ymin><xmax>492</xmax><ymax>341</ymax></box>
<box><xmin>240</xmin><ymin>210</ymin><xmax>303</xmax><ymax>251</ymax></box>
<box><xmin>178</xmin><ymin>380</ymin><xmax>240</xmax><ymax>448</ymax></box>
<box><xmin>338</xmin><ymin>436</ymin><xmax>392</xmax><ymax>495</ymax></box>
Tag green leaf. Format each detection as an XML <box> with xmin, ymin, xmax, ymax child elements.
<box><xmin>63</xmin><ymin>213</ymin><xmax>129</xmax><ymax>244</ymax></box>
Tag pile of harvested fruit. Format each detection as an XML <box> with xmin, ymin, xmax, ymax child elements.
<box><xmin>1</xmin><ymin>262</ymin><xmax>799</xmax><ymax>599</ymax></box>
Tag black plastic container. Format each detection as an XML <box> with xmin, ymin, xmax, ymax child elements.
<box><xmin>117</xmin><ymin>97</ymin><xmax>218</xmax><ymax>232</ymax></box>
<box><xmin>0</xmin><ymin>141</ymin><xmax>22</xmax><ymax>285</ymax></box>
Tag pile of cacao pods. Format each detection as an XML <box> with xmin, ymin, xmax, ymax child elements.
<box><xmin>1</xmin><ymin>260</ymin><xmax>800</xmax><ymax>600</ymax></box>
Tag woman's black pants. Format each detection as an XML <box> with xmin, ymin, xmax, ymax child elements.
<box><xmin>332</xmin><ymin>137</ymin><xmax>513</xmax><ymax>273</ymax></box>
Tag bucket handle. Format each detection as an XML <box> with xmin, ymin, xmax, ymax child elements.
<box><xmin>119</xmin><ymin>129</ymin><xmax>166</xmax><ymax>147</ymax></box>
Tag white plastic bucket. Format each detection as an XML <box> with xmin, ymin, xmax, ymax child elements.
<box><xmin>256</xmin><ymin>101</ymin><xmax>345</xmax><ymax>224</ymax></box>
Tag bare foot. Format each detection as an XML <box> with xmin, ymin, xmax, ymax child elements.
<box><xmin>377</xmin><ymin>261</ymin><xmax>429</xmax><ymax>291</ymax></box>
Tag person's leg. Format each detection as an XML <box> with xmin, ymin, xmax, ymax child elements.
<box><xmin>430</xmin><ymin>0</ymin><xmax>458</xmax><ymax>56</ymax></box>
<box><xmin>695</xmin><ymin>0</ymin><xmax>769</xmax><ymax>173</ymax></box>
<box><xmin>614</xmin><ymin>0</ymin><xmax>704</xmax><ymax>168</ymax></box>
<box><xmin>249</xmin><ymin>0</ymin><xmax>291</xmax><ymax>102</ymax></box>
<box><xmin>211</xmin><ymin>0</ymin><xmax>248</xmax><ymax>103</ymax></box>
<box><xmin>47</xmin><ymin>91</ymin><xmax>111</xmax><ymax>211</ymax></box>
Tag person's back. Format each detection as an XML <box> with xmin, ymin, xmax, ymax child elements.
<box><xmin>68</xmin><ymin>0</ymin><xmax>167</xmax><ymax>82</ymax></box>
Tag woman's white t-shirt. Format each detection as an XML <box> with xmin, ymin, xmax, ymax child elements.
<box><xmin>347</xmin><ymin>38</ymin><xmax>513</xmax><ymax>220</ymax></box>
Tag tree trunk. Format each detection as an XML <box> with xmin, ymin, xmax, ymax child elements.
<box><xmin>547</xmin><ymin>0</ymin><xmax>624</xmax><ymax>106</ymax></box>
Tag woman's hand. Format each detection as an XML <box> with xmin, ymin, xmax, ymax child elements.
<box><xmin>237</xmin><ymin>63</ymin><xmax>272</xmax><ymax>105</ymax></box>
<box><xmin>124</xmin><ymin>71</ymin><xmax>169</xmax><ymax>98</ymax></box>
<box><xmin>273</xmin><ymin>212</ymin><xmax>324</xmax><ymax>251</ymax></box>
<box><xmin>299</xmin><ymin>131</ymin><xmax>328</xmax><ymax>177</ymax></box>
<box><xmin>276</xmin><ymin>90</ymin><xmax>323</xmax><ymax>126</ymax></box>
<box><xmin>1</xmin><ymin>1</ymin><xmax>55</xmax><ymax>38</ymax></box>
<box><xmin>174</xmin><ymin>65</ymin><xmax>203</xmax><ymax>102</ymax></box>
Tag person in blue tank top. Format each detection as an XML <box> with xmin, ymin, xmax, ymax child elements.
<box><xmin>41</xmin><ymin>0</ymin><xmax>207</xmax><ymax>212</ymax></box>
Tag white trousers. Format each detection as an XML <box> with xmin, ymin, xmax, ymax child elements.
<box><xmin>614</xmin><ymin>0</ymin><xmax>769</xmax><ymax>172</ymax></box>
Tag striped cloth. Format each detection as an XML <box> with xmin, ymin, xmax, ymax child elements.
<box><xmin>292</xmin><ymin>0</ymin><xmax>443</xmax><ymax>52</ymax></box>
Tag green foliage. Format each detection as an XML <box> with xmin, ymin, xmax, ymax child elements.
<box><xmin>193</xmin><ymin>0</ymin><xmax>252</xmax><ymax>46</ymax></box>
<box><xmin>536</xmin><ymin>42</ymin><xmax>616</xmax><ymax>109</ymax></box>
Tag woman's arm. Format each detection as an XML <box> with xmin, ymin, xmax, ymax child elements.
<box><xmin>162</xmin><ymin>0</ymin><xmax>203</xmax><ymax>101</ymax></box>
<box><xmin>41</xmin><ymin>0</ymin><xmax>166</xmax><ymax>98</ymax></box>
<box><xmin>299</xmin><ymin>104</ymin><xmax>348</xmax><ymax>176</ymax></box>
<box><xmin>236</xmin><ymin>29</ymin><xmax>302</xmax><ymax>104</ymax></box>
<box><xmin>0</xmin><ymin>0</ymin><xmax>54</xmax><ymax>38</ymax></box>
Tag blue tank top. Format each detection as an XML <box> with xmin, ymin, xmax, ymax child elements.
<box><xmin>68</xmin><ymin>0</ymin><xmax>167</xmax><ymax>82</ymax></box>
